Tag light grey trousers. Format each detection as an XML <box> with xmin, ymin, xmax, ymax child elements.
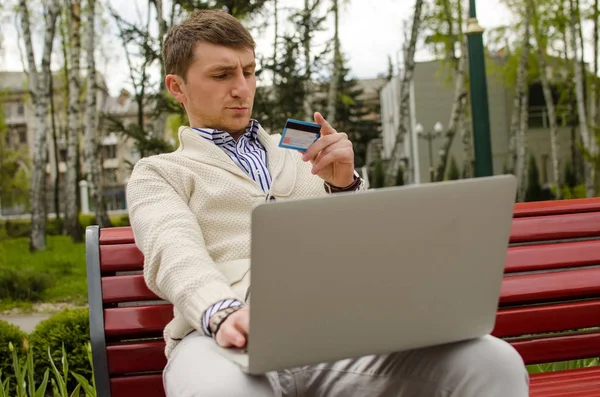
<box><xmin>163</xmin><ymin>331</ymin><xmax>529</xmax><ymax>397</ymax></box>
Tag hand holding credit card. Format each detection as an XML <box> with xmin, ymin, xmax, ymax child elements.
<box><xmin>278</xmin><ymin>112</ymin><xmax>356</xmax><ymax>188</ymax></box>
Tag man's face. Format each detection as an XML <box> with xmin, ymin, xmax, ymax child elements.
<box><xmin>167</xmin><ymin>41</ymin><xmax>257</xmax><ymax>135</ymax></box>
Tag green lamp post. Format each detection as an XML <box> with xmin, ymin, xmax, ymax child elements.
<box><xmin>466</xmin><ymin>0</ymin><xmax>493</xmax><ymax>177</ymax></box>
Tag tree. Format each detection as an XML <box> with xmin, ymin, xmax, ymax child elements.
<box><xmin>316</xmin><ymin>54</ymin><xmax>380</xmax><ymax>167</ymax></box>
<box><xmin>568</xmin><ymin>0</ymin><xmax>595</xmax><ymax>197</ymax></box>
<box><xmin>108</xmin><ymin>5</ymin><xmax>172</xmax><ymax>158</ymax></box>
<box><xmin>507</xmin><ymin>1</ymin><xmax>531</xmax><ymax>202</ymax></box>
<box><xmin>18</xmin><ymin>0</ymin><xmax>62</xmax><ymax>252</ymax></box>
<box><xmin>0</xmin><ymin>97</ymin><xmax>29</xmax><ymax>212</ymax></box>
<box><xmin>64</xmin><ymin>0</ymin><xmax>84</xmax><ymax>242</ymax></box>
<box><xmin>422</xmin><ymin>0</ymin><xmax>469</xmax><ymax>182</ymax></box>
<box><xmin>298</xmin><ymin>0</ymin><xmax>327</xmax><ymax>121</ymax></box>
<box><xmin>326</xmin><ymin>0</ymin><xmax>341</xmax><ymax>124</ymax></box>
<box><xmin>84</xmin><ymin>0</ymin><xmax>112</xmax><ymax>228</ymax></box>
<box><xmin>529</xmin><ymin>0</ymin><xmax>561</xmax><ymax>198</ymax></box>
<box><xmin>385</xmin><ymin>0</ymin><xmax>424</xmax><ymax>186</ymax></box>
<box><xmin>525</xmin><ymin>154</ymin><xmax>543</xmax><ymax>202</ymax></box>
<box><xmin>447</xmin><ymin>155</ymin><xmax>460</xmax><ymax>180</ymax></box>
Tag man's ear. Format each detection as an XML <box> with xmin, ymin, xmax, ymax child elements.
<box><xmin>166</xmin><ymin>74</ymin><xmax>186</xmax><ymax>104</ymax></box>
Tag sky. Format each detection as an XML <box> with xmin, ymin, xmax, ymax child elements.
<box><xmin>0</xmin><ymin>0</ymin><xmax>524</xmax><ymax>97</ymax></box>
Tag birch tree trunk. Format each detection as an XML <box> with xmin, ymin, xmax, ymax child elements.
<box><xmin>19</xmin><ymin>0</ymin><xmax>61</xmax><ymax>252</ymax></box>
<box><xmin>460</xmin><ymin>111</ymin><xmax>473</xmax><ymax>178</ymax></box>
<box><xmin>302</xmin><ymin>0</ymin><xmax>313</xmax><ymax>120</ymax></box>
<box><xmin>435</xmin><ymin>39</ymin><xmax>467</xmax><ymax>182</ymax></box>
<box><xmin>517</xmin><ymin>77</ymin><xmax>530</xmax><ymax>201</ymax></box>
<box><xmin>153</xmin><ymin>0</ymin><xmax>167</xmax><ymax>139</ymax></box>
<box><xmin>84</xmin><ymin>0</ymin><xmax>111</xmax><ymax>228</ymax></box>
<box><xmin>592</xmin><ymin>0</ymin><xmax>599</xmax><ymax>192</ymax></box>
<box><xmin>49</xmin><ymin>72</ymin><xmax>61</xmax><ymax>222</ymax></box>
<box><xmin>568</xmin><ymin>0</ymin><xmax>594</xmax><ymax>197</ymax></box>
<box><xmin>593</xmin><ymin>0</ymin><xmax>599</xmax><ymax>127</ymax></box>
<box><xmin>530</xmin><ymin>0</ymin><xmax>561</xmax><ymax>199</ymax></box>
<box><xmin>434</xmin><ymin>0</ymin><xmax>467</xmax><ymax>182</ymax></box>
<box><xmin>384</xmin><ymin>0</ymin><xmax>424</xmax><ymax>186</ymax></box>
<box><xmin>64</xmin><ymin>0</ymin><xmax>83</xmax><ymax>242</ymax></box>
<box><xmin>273</xmin><ymin>0</ymin><xmax>279</xmax><ymax>87</ymax></box>
<box><xmin>326</xmin><ymin>0</ymin><xmax>340</xmax><ymax>124</ymax></box>
<box><xmin>508</xmin><ymin>3</ymin><xmax>531</xmax><ymax>200</ymax></box>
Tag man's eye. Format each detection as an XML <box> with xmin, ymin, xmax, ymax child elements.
<box><xmin>244</xmin><ymin>71</ymin><xmax>255</xmax><ymax>77</ymax></box>
<box><xmin>213</xmin><ymin>74</ymin><xmax>227</xmax><ymax>80</ymax></box>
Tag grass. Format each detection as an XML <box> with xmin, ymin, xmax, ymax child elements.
<box><xmin>527</xmin><ymin>358</ymin><xmax>600</xmax><ymax>374</ymax></box>
<box><xmin>0</xmin><ymin>236</ymin><xmax>87</xmax><ymax>312</ymax></box>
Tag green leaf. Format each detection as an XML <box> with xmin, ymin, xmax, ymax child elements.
<box><xmin>72</xmin><ymin>373</ymin><xmax>95</xmax><ymax>397</ymax></box>
<box><xmin>34</xmin><ymin>369</ymin><xmax>50</xmax><ymax>397</ymax></box>
<box><xmin>69</xmin><ymin>384</ymin><xmax>81</xmax><ymax>397</ymax></box>
<box><xmin>48</xmin><ymin>346</ymin><xmax>67</xmax><ymax>397</ymax></box>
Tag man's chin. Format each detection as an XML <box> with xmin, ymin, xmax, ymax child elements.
<box><xmin>225</xmin><ymin>117</ymin><xmax>252</xmax><ymax>132</ymax></box>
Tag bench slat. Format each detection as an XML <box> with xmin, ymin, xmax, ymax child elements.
<box><xmin>530</xmin><ymin>367</ymin><xmax>600</xmax><ymax>397</ymax></box>
<box><xmin>101</xmin><ymin>267</ymin><xmax>600</xmax><ymax>308</ymax></box>
<box><xmin>100</xmin><ymin>244</ymin><xmax>144</xmax><ymax>273</ymax></box>
<box><xmin>513</xmin><ymin>198</ymin><xmax>600</xmax><ymax>218</ymax></box>
<box><xmin>104</xmin><ymin>305</ymin><xmax>173</xmax><ymax>339</ymax></box>
<box><xmin>107</xmin><ymin>341</ymin><xmax>166</xmax><ymax>375</ymax></box>
<box><xmin>102</xmin><ymin>275</ymin><xmax>158</xmax><ymax>303</ymax></box>
<box><xmin>510</xmin><ymin>212</ymin><xmax>600</xmax><ymax>243</ymax></box>
<box><xmin>100</xmin><ymin>227</ymin><xmax>135</xmax><ymax>245</ymax></box>
<box><xmin>493</xmin><ymin>300</ymin><xmax>600</xmax><ymax>337</ymax></box>
<box><xmin>510</xmin><ymin>332</ymin><xmax>600</xmax><ymax>365</ymax></box>
<box><xmin>111</xmin><ymin>374</ymin><xmax>164</xmax><ymax>397</ymax></box>
<box><xmin>500</xmin><ymin>268</ymin><xmax>600</xmax><ymax>305</ymax></box>
<box><xmin>505</xmin><ymin>240</ymin><xmax>600</xmax><ymax>273</ymax></box>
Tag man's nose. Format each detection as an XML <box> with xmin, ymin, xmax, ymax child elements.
<box><xmin>231</xmin><ymin>70</ymin><xmax>250</xmax><ymax>99</ymax></box>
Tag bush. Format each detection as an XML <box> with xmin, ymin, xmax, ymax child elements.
<box><xmin>28</xmin><ymin>308</ymin><xmax>91</xmax><ymax>390</ymax></box>
<box><xmin>0</xmin><ymin>267</ymin><xmax>56</xmax><ymax>301</ymax></box>
<box><xmin>1</xmin><ymin>219</ymin><xmax>63</xmax><ymax>239</ymax></box>
<box><xmin>0</xmin><ymin>320</ymin><xmax>27</xmax><ymax>389</ymax></box>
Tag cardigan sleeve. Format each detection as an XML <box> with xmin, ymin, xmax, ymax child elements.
<box><xmin>126</xmin><ymin>158</ymin><xmax>239</xmax><ymax>334</ymax></box>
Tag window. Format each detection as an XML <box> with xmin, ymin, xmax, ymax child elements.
<box><xmin>104</xmin><ymin>169</ymin><xmax>118</xmax><ymax>185</ymax></box>
<box><xmin>17</xmin><ymin>104</ymin><xmax>24</xmax><ymax>116</ymax></box>
<box><xmin>17</xmin><ymin>125</ymin><xmax>27</xmax><ymax>144</ymax></box>
<box><xmin>105</xmin><ymin>144</ymin><xmax>117</xmax><ymax>159</ymax></box>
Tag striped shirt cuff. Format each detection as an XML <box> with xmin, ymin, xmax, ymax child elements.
<box><xmin>202</xmin><ymin>299</ymin><xmax>244</xmax><ymax>335</ymax></box>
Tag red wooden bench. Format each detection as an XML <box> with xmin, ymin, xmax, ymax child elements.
<box><xmin>86</xmin><ymin>197</ymin><xmax>600</xmax><ymax>397</ymax></box>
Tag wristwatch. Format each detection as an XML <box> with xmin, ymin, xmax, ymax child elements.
<box><xmin>324</xmin><ymin>170</ymin><xmax>363</xmax><ymax>193</ymax></box>
<box><xmin>209</xmin><ymin>305</ymin><xmax>243</xmax><ymax>337</ymax></box>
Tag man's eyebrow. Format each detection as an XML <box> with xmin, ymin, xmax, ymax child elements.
<box><xmin>208</xmin><ymin>61</ymin><xmax>256</xmax><ymax>73</ymax></box>
<box><xmin>208</xmin><ymin>64</ymin><xmax>237</xmax><ymax>73</ymax></box>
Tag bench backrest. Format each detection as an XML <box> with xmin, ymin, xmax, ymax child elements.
<box><xmin>86</xmin><ymin>197</ymin><xmax>600</xmax><ymax>397</ymax></box>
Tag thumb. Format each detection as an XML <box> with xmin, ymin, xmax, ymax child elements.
<box><xmin>314</xmin><ymin>112</ymin><xmax>336</xmax><ymax>135</ymax></box>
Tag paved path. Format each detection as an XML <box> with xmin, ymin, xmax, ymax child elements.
<box><xmin>0</xmin><ymin>313</ymin><xmax>52</xmax><ymax>333</ymax></box>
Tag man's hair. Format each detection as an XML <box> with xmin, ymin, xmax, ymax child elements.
<box><xmin>163</xmin><ymin>10</ymin><xmax>256</xmax><ymax>80</ymax></box>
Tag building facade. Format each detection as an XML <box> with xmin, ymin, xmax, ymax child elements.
<box><xmin>380</xmin><ymin>59</ymin><xmax>580</xmax><ymax>186</ymax></box>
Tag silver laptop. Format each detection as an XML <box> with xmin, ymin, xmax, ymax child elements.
<box><xmin>213</xmin><ymin>175</ymin><xmax>517</xmax><ymax>374</ymax></box>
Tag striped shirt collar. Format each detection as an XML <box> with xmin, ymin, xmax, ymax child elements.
<box><xmin>192</xmin><ymin>119</ymin><xmax>261</xmax><ymax>145</ymax></box>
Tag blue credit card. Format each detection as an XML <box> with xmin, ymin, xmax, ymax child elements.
<box><xmin>278</xmin><ymin>119</ymin><xmax>321</xmax><ymax>152</ymax></box>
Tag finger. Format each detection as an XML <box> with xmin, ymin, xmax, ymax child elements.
<box><xmin>312</xmin><ymin>146</ymin><xmax>353</xmax><ymax>174</ymax></box>
<box><xmin>312</xmin><ymin>143</ymin><xmax>339</xmax><ymax>167</ymax></box>
<box><xmin>302</xmin><ymin>133</ymin><xmax>346</xmax><ymax>162</ymax></box>
<box><xmin>232</xmin><ymin>309</ymin><xmax>250</xmax><ymax>336</ymax></box>
<box><xmin>216</xmin><ymin>322</ymin><xmax>246</xmax><ymax>348</ymax></box>
<box><xmin>314</xmin><ymin>112</ymin><xmax>337</xmax><ymax>136</ymax></box>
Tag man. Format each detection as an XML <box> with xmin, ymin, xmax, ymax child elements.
<box><xmin>126</xmin><ymin>9</ymin><xmax>529</xmax><ymax>397</ymax></box>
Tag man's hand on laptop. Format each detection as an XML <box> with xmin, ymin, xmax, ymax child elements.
<box><xmin>213</xmin><ymin>306</ymin><xmax>250</xmax><ymax>348</ymax></box>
